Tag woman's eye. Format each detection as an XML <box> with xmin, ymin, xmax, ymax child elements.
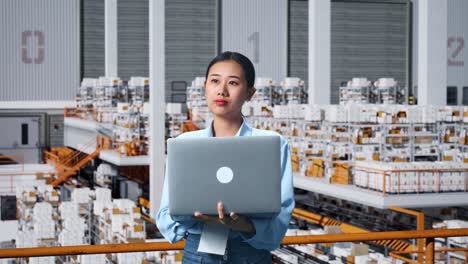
<box><xmin>229</xmin><ymin>81</ymin><xmax>238</xmax><ymax>86</ymax></box>
<box><xmin>211</xmin><ymin>79</ymin><xmax>219</xmax><ymax>83</ymax></box>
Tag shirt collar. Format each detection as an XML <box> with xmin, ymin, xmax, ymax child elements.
<box><xmin>205</xmin><ymin>116</ymin><xmax>252</xmax><ymax>137</ymax></box>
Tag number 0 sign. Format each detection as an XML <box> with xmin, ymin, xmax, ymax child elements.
<box><xmin>22</xmin><ymin>31</ymin><xmax>45</xmax><ymax>64</ymax></box>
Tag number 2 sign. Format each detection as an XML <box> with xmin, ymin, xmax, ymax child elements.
<box><xmin>448</xmin><ymin>36</ymin><xmax>465</xmax><ymax>67</ymax></box>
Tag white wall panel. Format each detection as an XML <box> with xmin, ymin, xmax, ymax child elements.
<box><xmin>417</xmin><ymin>0</ymin><xmax>447</xmax><ymax>105</ymax></box>
<box><xmin>0</xmin><ymin>0</ymin><xmax>79</xmax><ymax>101</ymax></box>
<box><xmin>222</xmin><ymin>0</ymin><xmax>287</xmax><ymax>81</ymax></box>
<box><xmin>447</xmin><ymin>0</ymin><xmax>468</xmax><ymax>96</ymax></box>
<box><xmin>413</xmin><ymin>0</ymin><xmax>468</xmax><ymax>104</ymax></box>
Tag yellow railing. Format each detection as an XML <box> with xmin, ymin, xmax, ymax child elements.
<box><xmin>0</xmin><ymin>228</ymin><xmax>467</xmax><ymax>263</ymax></box>
<box><xmin>389</xmin><ymin>206</ymin><xmax>426</xmax><ymax>263</ymax></box>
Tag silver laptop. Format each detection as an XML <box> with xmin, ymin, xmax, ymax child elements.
<box><xmin>167</xmin><ymin>136</ymin><xmax>281</xmax><ymax>217</ymax></box>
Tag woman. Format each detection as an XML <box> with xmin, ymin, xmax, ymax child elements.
<box><xmin>156</xmin><ymin>51</ymin><xmax>294</xmax><ymax>263</ymax></box>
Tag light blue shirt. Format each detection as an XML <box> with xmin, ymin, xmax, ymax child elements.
<box><xmin>156</xmin><ymin>119</ymin><xmax>295</xmax><ymax>251</ymax></box>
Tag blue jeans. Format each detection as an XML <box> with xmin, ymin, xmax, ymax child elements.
<box><xmin>182</xmin><ymin>233</ymin><xmax>272</xmax><ymax>264</ymax></box>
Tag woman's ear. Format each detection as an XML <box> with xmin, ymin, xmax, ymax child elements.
<box><xmin>247</xmin><ymin>87</ymin><xmax>256</xmax><ymax>101</ymax></box>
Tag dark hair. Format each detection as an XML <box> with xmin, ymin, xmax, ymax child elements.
<box><xmin>205</xmin><ymin>51</ymin><xmax>256</xmax><ymax>89</ymax></box>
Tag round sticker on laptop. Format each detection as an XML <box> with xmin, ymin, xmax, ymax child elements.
<box><xmin>216</xmin><ymin>166</ymin><xmax>233</xmax><ymax>184</ymax></box>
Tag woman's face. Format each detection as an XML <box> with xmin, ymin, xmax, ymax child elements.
<box><xmin>204</xmin><ymin>60</ymin><xmax>255</xmax><ymax>119</ymax></box>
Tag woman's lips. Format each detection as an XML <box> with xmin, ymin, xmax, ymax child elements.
<box><xmin>214</xmin><ymin>100</ymin><xmax>227</xmax><ymax>106</ymax></box>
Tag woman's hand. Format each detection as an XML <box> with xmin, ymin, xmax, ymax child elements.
<box><xmin>193</xmin><ymin>202</ymin><xmax>256</xmax><ymax>235</ymax></box>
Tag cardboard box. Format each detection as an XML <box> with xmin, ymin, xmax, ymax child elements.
<box><xmin>307</xmin><ymin>159</ymin><xmax>325</xmax><ymax>177</ymax></box>
<box><xmin>291</xmin><ymin>154</ymin><xmax>300</xmax><ymax>173</ymax></box>
<box><xmin>331</xmin><ymin>163</ymin><xmax>351</xmax><ymax>185</ymax></box>
<box><xmin>324</xmin><ymin>226</ymin><xmax>342</xmax><ymax>234</ymax></box>
<box><xmin>351</xmin><ymin>243</ymin><xmax>369</xmax><ymax>256</ymax></box>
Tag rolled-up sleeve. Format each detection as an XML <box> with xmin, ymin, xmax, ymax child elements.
<box><xmin>240</xmin><ymin>138</ymin><xmax>295</xmax><ymax>250</ymax></box>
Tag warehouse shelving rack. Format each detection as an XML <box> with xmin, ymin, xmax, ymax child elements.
<box><xmin>447</xmin><ymin>239</ymin><xmax>468</xmax><ymax>263</ymax></box>
<box><xmin>339</xmin><ymin>85</ymin><xmax>376</xmax><ymax>105</ymax></box>
<box><xmin>411</xmin><ymin>122</ymin><xmax>440</xmax><ymax>162</ymax></box>
<box><xmin>381</xmin><ymin>123</ymin><xmax>411</xmax><ymax>163</ymax></box>
<box><xmin>349</xmin><ymin>123</ymin><xmax>382</xmax><ymax>162</ymax></box>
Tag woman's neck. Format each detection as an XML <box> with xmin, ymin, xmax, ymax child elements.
<box><xmin>212</xmin><ymin>114</ymin><xmax>243</xmax><ymax>137</ymax></box>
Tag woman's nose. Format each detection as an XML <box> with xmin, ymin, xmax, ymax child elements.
<box><xmin>217</xmin><ymin>81</ymin><xmax>228</xmax><ymax>96</ymax></box>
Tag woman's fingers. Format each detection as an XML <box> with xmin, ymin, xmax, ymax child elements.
<box><xmin>229</xmin><ymin>212</ymin><xmax>239</xmax><ymax>221</ymax></box>
<box><xmin>193</xmin><ymin>205</ymin><xmax>248</xmax><ymax>230</ymax></box>
<box><xmin>217</xmin><ymin>202</ymin><xmax>224</xmax><ymax>219</ymax></box>
<box><xmin>194</xmin><ymin>212</ymin><xmax>218</xmax><ymax>223</ymax></box>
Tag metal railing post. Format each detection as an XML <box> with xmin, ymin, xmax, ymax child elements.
<box><xmin>425</xmin><ymin>237</ymin><xmax>435</xmax><ymax>264</ymax></box>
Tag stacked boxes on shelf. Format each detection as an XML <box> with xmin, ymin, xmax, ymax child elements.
<box><xmin>16</xmin><ymin>186</ymin><xmax>38</xmax><ymax>248</ymax></box>
<box><xmin>37</xmin><ymin>185</ymin><xmax>60</xmax><ymax>204</ymax></box>
<box><xmin>412</xmin><ymin>123</ymin><xmax>440</xmax><ymax>161</ymax></box>
<box><xmin>439</xmin><ymin>106</ymin><xmax>463</xmax><ymax>162</ymax></box>
<box><xmin>58</xmin><ymin>201</ymin><xmax>86</xmax><ymax>246</ymax></box>
<box><xmin>339</xmin><ymin>77</ymin><xmax>404</xmax><ymax>105</ymax></box>
<box><xmin>247</xmin><ymin>77</ymin><xmax>275</xmax><ymax>116</ymax></box>
<box><xmin>301</xmin><ymin>108</ymin><xmax>327</xmax><ymax>178</ymax></box>
<box><xmin>73</xmin><ymin>77</ymin><xmax>151</xmax><ymax>156</ymax></box>
<box><xmin>324</xmin><ymin>106</ymin><xmax>352</xmax><ymax>183</ymax></box>
<box><xmin>373</xmin><ymin>78</ymin><xmax>404</xmax><ymax>104</ymax></box>
<box><xmin>16</xmin><ymin>185</ymin><xmax>59</xmax><ymax>264</ymax></box>
<box><xmin>76</xmin><ymin>78</ymin><xmax>98</xmax><ymax>120</ymax></box>
<box><xmin>350</xmin><ymin>124</ymin><xmax>381</xmax><ymax>162</ymax></box>
<box><xmin>92</xmin><ymin>188</ymin><xmax>146</xmax><ymax>263</ymax></box>
<box><xmin>94</xmin><ymin>163</ymin><xmax>117</xmax><ymax>188</ymax></box>
<box><xmin>460</xmin><ymin>109</ymin><xmax>468</xmax><ymax>162</ymax></box>
<box><xmin>32</xmin><ymin>203</ymin><xmax>55</xmax><ymax>240</ymax></box>
<box><xmin>113</xmin><ymin>102</ymin><xmax>144</xmax><ymax>156</ymax></box>
<box><xmin>382</xmin><ymin>123</ymin><xmax>411</xmax><ymax>162</ymax></box>
<box><xmin>140</xmin><ymin>102</ymin><xmax>150</xmax><ymax>154</ymax></box>
<box><xmin>166</xmin><ymin>103</ymin><xmax>187</xmax><ymax>138</ymax></box>
<box><xmin>186</xmin><ymin>77</ymin><xmax>211</xmax><ymax>129</ymax></box>
<box><xmin>93</xmin><ymin>188</ymin><xmax>114</xmax><ymax>244</ymax></box>
<box><xmin>339</xmin><ymin>78</ymin><xmax>375</xmax><ymax>105</ymax></box>
<box><xmin>375</xmin><ymin>106</ymin><xmax>411</xmax><ymax>163</ymax></box>
<box><xmin>281</xmin><ymin>77</ymin><xmax>307</xmax><ymax>105</ymax></box>
<box><xmin>66</xmin><ymin>188</ymin><xmax>93</xmax><ymax>248</ymax></box>
<box><xmin>128</xmin><ymin>77</ymin><xmax>149</xmax><ymax>113</ymax></box>
<box><xmin>244</xmin><ymin>104</ymin><xmax>468</xmax><ymax>189</ymax></box>
<box><xmin>16</xmin><ymin>185</ymin><xmax>59</xmax><ymax>248</ymax></box>
<box><xmin>94</xmin><ymin>77</ymin><xmax>123</xmax><ymax>123</ymax></box>
<box><xmin>16</xmin><ymin>184</ymin><xmax>184</xmax><ymax>263</ymax></box>
<box><xmin>15</xmin><ymin>186</ymin><xmax>94</xmax><ymax>264</ymax></box>
<box><xmin>186</xmin><ymin>77</ymin><xmax>206</xmax><ymax>108</ymax></box>
<box><xmin>354</xmin><ymin>161</ymin><xmax>468</xmax><ymax>194</ymax></box>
